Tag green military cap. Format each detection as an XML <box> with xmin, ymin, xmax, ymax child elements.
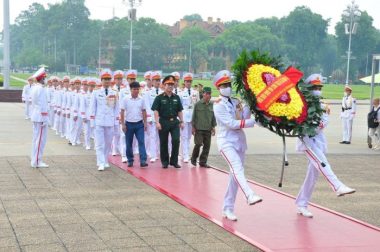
<box><xmin>203</xmin><ymin>87</ymin><xmax>212</xmax><ymax>93</ymax></box>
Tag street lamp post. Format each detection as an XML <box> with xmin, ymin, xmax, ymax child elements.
<box><xmin>123</xmin><ymin>0</ymin><xmax>142</xmax><ymax>69</ymax></box>
<box><xmin>343</xmin><ymin>0</ymin><xmax>361</xmax><ymax>85</ymax></box>
<box><xmin>3</xmin><ymin>0</ymin><xmax>11</xmax><ymax>89</ymax></box>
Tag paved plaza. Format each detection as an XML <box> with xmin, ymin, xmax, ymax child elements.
<box><xmin>0</xmin><ymin>102</ymin><xmax>379</xmax><ymax>251</ymax></box>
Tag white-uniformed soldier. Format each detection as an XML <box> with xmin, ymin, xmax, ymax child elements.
<box><xmin>49</xmin><ymin>76</ymin><xmax>59</xmax><ymax>129</ymax></box>
<box><xmin>30</xmin><ymin>67</ymin><xmax>49</xmax><ymax>168</ymax></box>
<box><xmin>64</xmin><ymin>80</ymin><xmax>74</xmax><ymax>140</ymax></box>
<box><xmin>59</xmin><ymin>76</ymin><xmax>70</xmax><ymax>138</ymax></box>
<box><xmin>111</xmin><ymin>70</ymin><xmax>124</xmax><ymax>156</ymax></box>
<box><xmin>53</xmin><ymin>79</ymin><xmax>63</xmax><ymax>134</ymax></box>
<box><xmin>144</xmin><ymin>71</ymin><xmax>163</xmax><ymax>162</ymax></box>
<box><xmin>22</xmin><ymin>77</ymin><xmax>34</xmax><ymax>120</ymax></box>
<box><xmin>90</xmin><ymin>69</ymin><xmax>119</xmax><ymax>171</ymax></box>
<box><xmin>171</xmin><ymin>71</ymin><xmax>180</xmax><ymax>95</ymax></box>
<box><xmin>47</xmin><ymin>78</ymin><xmax>54</xmax><ymax>127</ymax></box>
<box><xmin>340</xmin><ymin>85</ymin><xmax>356</xmax><ymax>144</ymax></box>
<box><xmin>213</xmin><ymin>70</ymin><xmax>262</xmax><ymax>221</ymax></box>
<box><xmin>69</xmin><ymin>77</ymin><xmax>83</xmax><ymax>146</ymax></box>
<box><xmin>296</xmin><ymin>74</ymin><xmax>356</xmax><ymax>218</ymax></box>
<box><xmin>80</xmin><ymin>78</ymin><xmax>96</xmax><ymax>150</ymax></box>
<box><xmin>179</xmin><ymin>73</ymin><xmax>199</xmax><ymax>163</ymax></box>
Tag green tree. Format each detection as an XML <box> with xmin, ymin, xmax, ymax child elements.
<box><xmin>175</xmin><ymin>26</ymin><xmax>212</xmax><ymax>73</ymax></box>
<box><xmin>282</xmin><ymin>6</ymin><xmax>329</xmax><ymax>72</ymax></box>
<box><xmin>183</xmin><ymin>14</ymin><xmax>203</xmax><ymax>22</ymax></box>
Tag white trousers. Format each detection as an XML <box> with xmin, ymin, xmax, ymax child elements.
<box><xmin>146</xmin><ymin>122</ymin><xmax>159</xmax><ymax>159</ymax></box>
<box><xmin>295</xmin><ymin>147</ymin><xmax>343</xmax><ymax>208</ymax></box>
<box><xmin>70</xmin><ymin>117</ymin><xmax>82</xmax><ymax>144</ymax></box>
<box><xmin>59</xmin><ymin>114</ymin><xmax>66</xmax><ymax>137</ymax></box>
<box><xmin>65</xmin><ymin>115</ymin><xmax>71</xmax><ymax>138</ymax></box>
<box><xmin>181</xmin><ymin>122</ymin><xmax>192</xmax><ymax>160</ymax></box>
<box><xmin>53</xmin><ymin>111</ymin><xmax>60</xmax><ymax>133</ymax></box>
<box><xmin>94</xmin><ymin>125</ymin><xmax>114</xmax><ymax>166</ymax></box>
<box><xmin>83</xmin><ymin>121</ymin><xmax>92</xmax><ymax>149</ymax></box>
<box><xmin>221</xmin><ymin>146</ymin><xmax>254</xmax><ymax>212</ymax></box>
<box><xmin>49</xmin><ymin>106</ymin><xmax>55</xmax><ymax>127</ymax></box>
<box><xmin>31</xmin><ymin>122</ymin><xmax>47</xmax><ymax>167</ymax></box>
<box><xmin>112</xmin><ymin>125</ymin><xmax>121</xmax><ymax>155</ymax></box>
<box><xmin>119</xmin><ymin>126</ymin><xmax>126</xmax><ymax>158</ymax></box>
<box><xmin>369</xmin><ymin>127</ymin><xmax>380</xmax><ymax>148</ymax></box>
<box><xmin>342</xmin><ymin>118</ymin><xmax>353</xmax><ymax>142</ymax></box>
<box><xmin>24</xmin><ymin>102</ymin><xmax>31</xmax><ymax>118</ymax></box>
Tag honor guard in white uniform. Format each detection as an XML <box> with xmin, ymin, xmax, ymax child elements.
<box><xmin>171</xmin><ymin>72</ymin><xmax>180</xmax><ymax>95</ymax></box>
<box><xmin>144</xmin><ymin>71</ymin><xmax>163</xmax><ymax>162</ymax></box>
<box><xmin>69</xmin><ymin>77</ymin><xmax>83</xmax><ymax>146</ymax></box>
<box><xmin>30</xmin><ymin>68</ymin><xmax>49</xmax><ymax>168</ymax></box>
<box><xmin>111</xmin><ymin>70</ymin><xmax>124</xmax><ymax>156</ymax></box>
<box><xmin>49</xmin><ymin>76</ymin><xmax>59</xmax><ymax>129</ymax></box>
<box><xmin>340</xmin><ymin>85</ymin><xmax>356</xmax><ymax>144</ymax></box>
<box><xmin>58</xmin><ymin>76</ymin><xmax>69</xmax><ymax>138</ymax></box>
<box><xmin>53</xmin><ymin>79</ymin><xmax>63</xmax><ymax>134</ymax></box>
<box><xmin>213</xmin><ymin>70</ymin><xmax>262</xmax><ymax>221</ymax></box>
<box><xmin>296</xmin><ymin>74</ymin><xmax>356</xmax><ymax>218</ymax></box>
<box><xmin>46</xmin><ymin>79</ymin><xmax>53</xmax><ymax>127</ymax></box>
<box><xmin>81</xmin><ymin>78</ymin><xmax>96</xmax><ymax>150</ymax></box>
<box><xmin>90</xmin><ymin>69</ymin><xmax>119</xmax><ymax>171</ymax></box>
<box><xmin>22</xmin><ymin>77</ymin><xmax>34</xmax><ymax>119</ymax></box>
<box><xmin>144</xmin><ymin>71</ymin><xmax>152</xmax><ymax>92</ymax></box>
<box><xmin>179</xmin><ymin>73</ymin><xmax>199</xmax><ymax>162</ymax></box>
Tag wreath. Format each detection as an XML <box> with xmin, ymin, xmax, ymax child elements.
<box><xmin>232</xmin><ymin>50</ymin><xmax>323</xmax><ymax>138</ymax></box>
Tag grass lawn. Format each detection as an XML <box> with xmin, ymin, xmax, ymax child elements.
<box><xmin>7</xmin><ymin>73</ymin><xmax>380</xmax><ymax>100</ymax></box>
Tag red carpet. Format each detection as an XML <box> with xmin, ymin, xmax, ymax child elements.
<box><xmin>109</xmin><ymin>156</ymin><xmax>380</xmax><ymax>252</ymax></box>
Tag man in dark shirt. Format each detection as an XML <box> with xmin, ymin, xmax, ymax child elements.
<box><xmin>190</xmin><ymin>87</ymin><xmax>216</xmax><ymax>167</ymax></box>
<box><xmin>151</xmin><ymin>75</ymin><xmax>184</xmax><ymax>168</ymax></box>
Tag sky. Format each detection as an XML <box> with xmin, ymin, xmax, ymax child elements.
<box><xmin>1</xmin><ymin>0</ymin><xmax>379</xmax><ymax>34</ymax></box>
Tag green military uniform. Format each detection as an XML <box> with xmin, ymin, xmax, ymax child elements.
<box><xmin>151</xmin><ymin>92</ymin><xmax>183</xmax><ymax>166</ymax></box>
<box><xmin>191</xmin><ymin>88</ymin><xmax>216</xmax><ymax>166</ymax></box>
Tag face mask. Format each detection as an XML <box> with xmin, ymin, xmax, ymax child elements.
<box><xmin>219</xmin><ymin>87</ymin><xmax>232</xmax><ymax>97</ymax></box>
<box><xmin>312</xmin><ymin>90</ymin><xmax>322</xmax><ymax>97</ymax></box>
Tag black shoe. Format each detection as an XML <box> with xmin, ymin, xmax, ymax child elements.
<box><xmin>170</xmin><ymin>163</ymin><xmax>181</xmax><ymax>168</ymax></box>
<box><xmin>127</xmin><ymin>162</ymin><xmax>133</xmax><ymax>167</ymax></box>
<box><xmin>162</xmin><ymin>165</ymin><xmax>168</xmax><ymax>169</ymax></box>
<box><xmin>346</xmin><ymin>141</ymin><xmax>351</xmax><ymax>144</ymax></box>
<box><xmin>191</xmin><ymin>160</ymin><xmax>196</xmax><ymax>166</ymax></box>
<box><xmin>140</xmin><ymin>163</ymin><xmax>148</xmax><ymax>167</ymax></box>
<box><xmin>200</xmin><ymin>163</ymin><xmax>211</xmax><ymax>168</ymax></box>
<box><xmin>339</xmin><ymin>141</ymin><xmax>347</xmax><ymax>144</ymax></box>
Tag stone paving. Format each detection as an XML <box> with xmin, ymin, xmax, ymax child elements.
<box><xmin>0</xmin><ymin>155</ymin><xmax>260</xmax><ymax>252</ymax></box>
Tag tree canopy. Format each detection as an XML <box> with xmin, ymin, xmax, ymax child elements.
<box><xmin>3</xmin><ymin>2</ymin><xmax>380</xmax><ymax>82</ymax></box>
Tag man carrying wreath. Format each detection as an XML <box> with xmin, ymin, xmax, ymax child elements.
<box><xmin>213</xmin><ymin>70</ymin><xmax>263</xmax><ymax>221</ymax></box>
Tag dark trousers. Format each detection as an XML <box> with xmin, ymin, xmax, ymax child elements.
<box><xmin>125</xmin><ymin>121</ymin><xmax>147</xmax><ymax>164</ymax></box>
<box><xmin>191</xmin><ymin>130</ymin><xmax>211</xmax><ymax>165</ymax></box>
<box><xmin>158</xmin><ymin>119</ymin><xmax>180</xmax><ymax>166</ymax></box>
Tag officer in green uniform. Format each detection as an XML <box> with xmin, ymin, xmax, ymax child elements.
<box><xmin>151</xmin><ymin>75</ymin><xmax>184</xmax><ymax>168</ymax></box>
<box><xmin>190</xmin><ymin>87</ymin><xmax>216</xmax><ymax>168</ymax></box>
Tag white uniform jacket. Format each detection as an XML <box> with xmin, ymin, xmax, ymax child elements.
<box><xmin>22</xmin><ymin>84</ymin><xmax>32</xmax><ymax>102</ymax></box>
<box><xmin>30</xmin><ymin>84</ymin><xmax>49</xmax><ymax>123</ymax></box>
<box><xmin>179</xmin><ymin>88</ymin><xmax>200</xmax><ymax>123</ymax></box>
<box><xmin>80</xmin><ymin>90</ymin><xmax>92</xmax><ymax>120</ymax></box>
<box><xmin>90</xmin><ymin>87</ymin><xmax>120</xmax><ymax>127</ymax></box>
<box><xmin>213</xmin><ymin>96</ymin><xmax>255</xmax><ymax>152</ymax></box>
<box><xmin>340</xmin><ymin>95</ymin><xmax>356</xmax><ymax>119</ymax></box>
<box><xmin>144</xmin><ymin>87</ymin><xmax>163</xmax><ymax>123</ymax></box>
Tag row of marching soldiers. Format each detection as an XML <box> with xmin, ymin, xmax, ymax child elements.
<box><xmin>23</xmin><ymin>68</ymin><xmax>200</xmax><ymax>171</ymax></box>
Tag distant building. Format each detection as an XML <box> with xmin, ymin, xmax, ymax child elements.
<box><xmin>168</xmin><ymin>17</ymin><xmax>225</xmax><ymax>37</ymax></box>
